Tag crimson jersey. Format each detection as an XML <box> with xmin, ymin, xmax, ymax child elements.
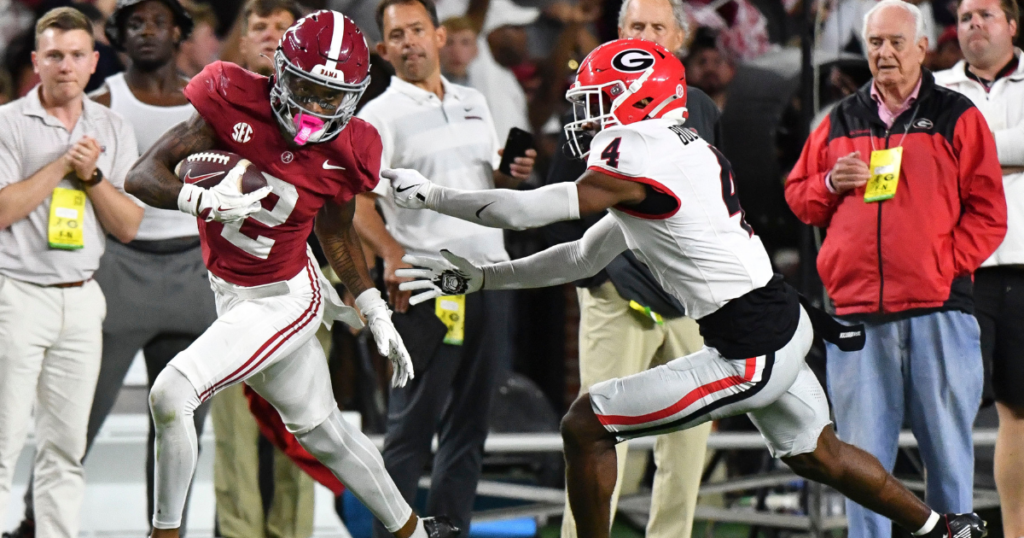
<box><xmin>183</xmin><ymin>61</ymin><xmax>382</xmax><ymax>286</ymax></box>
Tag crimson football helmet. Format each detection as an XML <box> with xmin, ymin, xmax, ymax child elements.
<box><xmin>564</xmin><ymin>39</ymin><xmax>688</xmax><ymax>158</ymax></box>
<box><xmin>271</xmin><ymin>10</ymin><xmax>370</xmax><ymax>145</ymax></box>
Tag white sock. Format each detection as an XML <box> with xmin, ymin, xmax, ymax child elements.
<box><xmin>913</xmin><ymin>511</ymin><xmax>941</xmax><ymax>536</ymax></box>
<box><xmin>409</xmin><ymin>517</ymin><xmax>428</xmax><ymax>538</ymax></box>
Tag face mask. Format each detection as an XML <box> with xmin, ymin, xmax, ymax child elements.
<box><xmin>293</xmin><ymin>112</ymin><xmax>325</xmax><ymax>145</ymax></box>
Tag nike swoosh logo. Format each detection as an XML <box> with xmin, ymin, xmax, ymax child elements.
<box><xmin>395</xmin><ymin>184</ymin><xmax>416</xmax><ymax>193</ymax></box>
<box><xmin>184</xmin><ymin>170</ymin><xmax>225</xmax><ymax>184</ymax></box>
<box><xmin>475</xmin><ymin>202</ymin><xmax>494</xmax><ymax>218</ymax></box>
<box><xmin>323</xmin><ymin>161</ymin><xmax>346</xmax><ymax>170</ymax></box>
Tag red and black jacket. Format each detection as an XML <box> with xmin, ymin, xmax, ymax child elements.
<box><xmin>786</xmin><ymin>70</ymin><xmax>1006</xmax><ymax>318</ymax></box>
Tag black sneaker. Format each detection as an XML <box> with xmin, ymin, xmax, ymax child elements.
<box><xmin>422</xmin><ymin>516</ymin><xmax>461</xmax><ymax>538</ymax></box>
<box><xmin>2</xmin><ymin>519</ymin><xmax>34</xmax><ymax>538</ymax></box>
<box><xmin>930</xmin><ymin>513</ymin><xmax>987</xmax><ymax>538</ymax></box>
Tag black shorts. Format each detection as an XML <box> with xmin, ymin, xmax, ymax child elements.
<box><xmin>975</xmin><ymin>266</ymin><xmax>1024</xmax><ymax>409</ymax></box>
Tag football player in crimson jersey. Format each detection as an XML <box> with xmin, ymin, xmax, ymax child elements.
<box><xmin>385</xmin><ymin>40</ymin><xmax>988</xmax><ymax>538</ymax></box>
<box><xmin>126</xmin><ymin>10</ymin><xmax>458</xmax><ymax>538</ymax></box>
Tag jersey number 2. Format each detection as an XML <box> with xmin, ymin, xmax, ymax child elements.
<box><xmin>220</xmin><ymin>173</ymin><xmax>298</xmax><ymax>259</ymax></box>
<box><xmin>600</xmin><ymin>137</ymin><xmax>622</xmax><ymax>168</ymax></box>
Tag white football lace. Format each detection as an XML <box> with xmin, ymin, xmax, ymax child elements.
<box><xmin>188</xmin><ymin>153</ymin><xmax>231</xmax><ymax>166</ymax></box>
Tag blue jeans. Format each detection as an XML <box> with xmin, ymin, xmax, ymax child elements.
<box><xmin>825</xmin><ymin>310</ymin><xmax>982</xmax><ymax>538</ymax></box>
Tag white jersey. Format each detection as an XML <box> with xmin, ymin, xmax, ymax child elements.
<box><xmin>106</xmin><ymin>73</ymin><xmax>199</xmax><ymax>241</ymax></box>
<box><xmin>585</xmin><ymin>118</ymin><xmax>774</xmax><ymax>319</ymax></box>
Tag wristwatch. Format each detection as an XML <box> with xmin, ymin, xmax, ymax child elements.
<box><xmin>81</xmin><ymin>167</ymin><xmax>103</xmax><ymax>188</ymax></box>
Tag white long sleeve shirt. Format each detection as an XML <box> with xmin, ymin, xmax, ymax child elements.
<box><xmin>935</xmin><ymin>51</ymin><xmax>1024</xmax><ymax>266</ymax></box>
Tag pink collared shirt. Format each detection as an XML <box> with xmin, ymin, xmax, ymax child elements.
<box><xmin>870</xmin><ymin>76</ymin><xmax>923</xmax><ymax>128</ymax></box>
<box><xmin>824</xmin><ymin>75</ymin><xmax>923</xmax><ymax>193</ymax></box>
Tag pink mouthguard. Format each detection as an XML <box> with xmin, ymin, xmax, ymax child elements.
<box><xmin>293</xmin><ymin>113</ymin><xmax>325</xmax><ymax>145</ymax></box>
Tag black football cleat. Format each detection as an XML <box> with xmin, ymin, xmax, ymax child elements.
<box><xmin>929</xmin><ymin>513</ymin><xmax>987</xmax><ymax>538</ymax></box>
<box><xmin>423</xmin><ymin>516</ymin><xmax>461</xmax><ymax>538</ymax></box>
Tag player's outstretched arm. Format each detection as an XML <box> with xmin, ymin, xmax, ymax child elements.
<box><xmin>126</xmin><ymin>113</ymin><xmax>216</xmax><ymax>209</ymax></box>
<box><xmin>385</xmin><ymin>168</ymin><xmax>645</xmax><ymax>231</ymax></box>
<box><xmin>316</xmin><ymin>198</ymin><xmax>414</xmax><ymax>388</ymax></box>
<box><xmin>396</xmin><ymin>215</ymin><xmax>627</xmax><ymax>305</ymax></box>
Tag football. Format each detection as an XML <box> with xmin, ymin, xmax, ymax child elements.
<box><xmin>175</xmin><ymin>150</ymin><xmax>268</xmax><ymax>194</ymax></box>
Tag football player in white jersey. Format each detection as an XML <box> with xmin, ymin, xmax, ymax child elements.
<box><xmin>380</xmin><ymin>39</ymin><xmax>988</xmax><ymax>538</ymax></box>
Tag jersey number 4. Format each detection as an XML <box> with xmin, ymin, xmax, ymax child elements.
<box><xmin>220</xmin><ymin>173</ymin><xmax>298</xmax><ymax>259</ymax></box>
<box><xmin>710</xmin><ymin>146</ymin><xmax>753</xmax><ymax>237</ymax></box>
<box><xmin>600</xmin><ymin>137</ymin><xmax>622</xmax><ymax>168</ymax></box>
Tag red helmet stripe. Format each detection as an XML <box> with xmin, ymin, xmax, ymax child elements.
<box><xmin>325</xmin><ymin>10</ymin><xmax>345</xmax><ymax>70</ymax></box>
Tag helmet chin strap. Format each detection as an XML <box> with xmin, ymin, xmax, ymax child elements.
<box><xmin>293</xmin><ymin>112</ymin><xmax>326</xmax><ymax>145</ymax></box>
<box><xmin>609</xmin><ymin>67</ymin><xmax>654</xmax><ymax>120</ymax></box>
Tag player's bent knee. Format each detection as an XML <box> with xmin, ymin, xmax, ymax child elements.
<box><xmin>149</xmin><ymin>367</ymin><xmax>201</xmax><ymax>428</ymax></box>
<box><xmin>782</xmin><ymin>427</ymin><xmax>841</xmax><ymax>484</ymax></box>
<box><xmin>561</xmin><ymin>394</ymin><xmax>609</xmax><ymax>451</ymax></box>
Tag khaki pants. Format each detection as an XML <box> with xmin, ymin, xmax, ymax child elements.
<box><xmin>212</xmin><ymin>383</ymin><xmax>315</xmax><ymax>538</ymax></box>
<box><xmin>0</xmin><ymin>276</ymin><xmax>105</xmax><ymax>538</ymax></box>
<box><xmin>562</xmin><ymin>282</ymin><xmax>711</xmax><ymax>538</ymax></box>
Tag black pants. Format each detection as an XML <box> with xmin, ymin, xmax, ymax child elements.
<box><xmin>24</xmin><ymin>239</ymin><xmax>216</xmax><ymax>534</ymax></box>
<box><xmin>372</xmin><ymin>290</ymin><xmax>512</xmax><ymax>537</ymax></box>
<box><xmin>975</xmin><ymin>266</ymin><xmax>1024</xmax><ymax>409</ymax></box>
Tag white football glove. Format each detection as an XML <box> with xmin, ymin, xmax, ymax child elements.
<box><xmin>381</xmin><ymin>168</ymin><xmax>435</xmax><ymax>210</ymax></box>
<box><xmin>355</xmin><ymin>288</ymin><xmax>414</xmax><ymax>388</ymax></box>
<box><xmin>177</xmin><ymin>181</ymin><xmax>272</xmax><ymax>223</ymax></box>
<box><xmin>395</xmin><ymin>250</ymin><xmax>484</xmax><ymax>306</ymax></box>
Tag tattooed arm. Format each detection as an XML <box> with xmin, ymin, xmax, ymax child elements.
<box><xmin>315</xmin><ymin>196</ymin><xmax>374</xmax><ymax>297</ymax></box>
<box><xmin>126</xmin><ymin>112</ymin><xmax>216</xmax><ymax>209</ymax></box>
<box><xmin>318</xmin><ymin>196</ymin><xmax>415</xmax><ymax>387</ymax></box>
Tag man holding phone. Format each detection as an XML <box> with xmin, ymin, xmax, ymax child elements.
<box><xmin>353</xmin><ymin>0</ymin><xmax>534</xmax><ymax>535</ymax></box>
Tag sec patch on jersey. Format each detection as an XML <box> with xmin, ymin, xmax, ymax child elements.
<box><xmin>175</xmin><ymin>150</ymin><xmax>268</xmax><ymax>194</ymax></box>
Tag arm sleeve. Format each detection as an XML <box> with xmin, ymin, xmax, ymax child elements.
<box><xmin>0</xmin><ymin>116</ymin><xmax>23</xmax><ymax>188</ymax></box>
<box><xmin>951</xmin><ymin>107</ymin><xmax>1008</xmax><ymax>274</ymax></box>
<box><xmin>994</xmin><ymin>121</ymin><xmax>1024</xmax><ymax>167</ymax></box>
<box><xmin>784</xmin><ymin>115</ymin><xmax>842</xmax><ymax>227</ymax></box>
<box><xmin>426</xmin><ymin>181</ymin><xmax>581</xmax><ymax>230</ymax></box>
<box><xmin>183</xmin><ymin>62</ymin><xmax>226</xmax><ymax>123</ymax></box>
<box><xmin>106</xmin><ymin>116</ymin><xmax>139</xmax><ymax>191</ymax></box>
<box><xmin>356</xmin><ymin>107</ymin><xmax>394</xmax><ymax>197</ymax></box>
<box><xmin>338</xmin><ymin>121</ymin><xmax>384</xmax><ymax>203</ymax></box>
<box><xmin>482</xmin><ymin>214</ymin><xmax>627</xmax><ymax>289</ymax></box>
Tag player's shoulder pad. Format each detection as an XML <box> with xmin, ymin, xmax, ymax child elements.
<box><xmin>587</xmin><ymin>124</ymin><xmax>651</xmax><ymax>177</ymax></box>
<box><xmin>185</xmin><ymin>61</ymin><xmax>264</xmax><ymax>105</ymax></box>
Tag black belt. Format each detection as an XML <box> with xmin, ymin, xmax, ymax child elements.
<box><xmin>121</xmin><ymin>236</ymin><xmax>201</xmax><ymax>254</ymax></box>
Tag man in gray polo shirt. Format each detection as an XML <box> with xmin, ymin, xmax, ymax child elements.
<box><xmin>0</xmin><ymin>8</ymin><xmax>142</xmax><ymax>538</ymax></box>
<box><xmin>355</xmin><ymin>0</ymin><xmax>534</xmax><ymax>534</ymax></box>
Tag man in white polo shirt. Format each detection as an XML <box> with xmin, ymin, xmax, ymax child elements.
<box><xmin>355</xmin><ymin>0</ymin><xmax>534</xmax><ymax>534</ymax></box>
<box><xmin>0</xmin><ymin>8</ymin><xmax>143</xmax><ymax>538</ymax></box>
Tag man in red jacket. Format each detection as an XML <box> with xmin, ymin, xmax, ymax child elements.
<box><xmin>785</xmin><ymin>1</ymin><xmax>1006</xmax><ymax>537</ymax></box>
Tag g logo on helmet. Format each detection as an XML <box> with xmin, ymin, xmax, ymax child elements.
<box><xmin>611</xmin><ymin>49</ymin><xmax>656</xmax><ymax>73</ymax></box>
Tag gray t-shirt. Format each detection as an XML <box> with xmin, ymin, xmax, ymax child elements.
<box><xmin>0</xmin><ymin>86</ymin><xmax>139</xmax><ymax>285</ymax></box>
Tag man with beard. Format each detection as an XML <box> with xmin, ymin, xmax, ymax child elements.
<box><xmin>5</xmin><ymin>2</ymin><xmax>206</xmax><ymax>537</ymax></box>
<box><xmin>935</xmin><ymin>0</ymin><xmax>1024</xmax><ymax>534</ymax></box>
<box><xmin>685</xmin><ymin>30</ymin><xmax>736</xmax><ymax>111</ymax></box>
<box><xmin>354</xmin><ymin>1</ymin><xmax>534</xmax><ymax>535</ymax></box>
